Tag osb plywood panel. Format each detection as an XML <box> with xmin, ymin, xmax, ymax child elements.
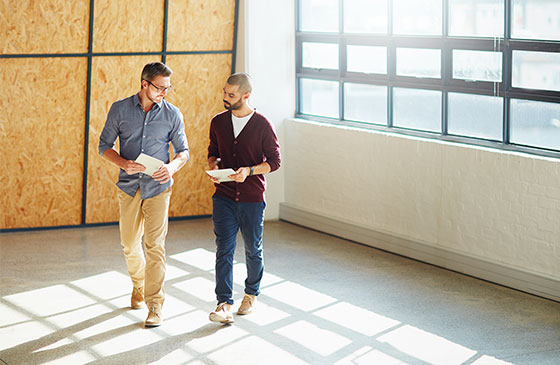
<box><xmin>93</xmin><ymin>0</ymin><xmax>164</xmax><ymax>53</ymax></box>
<box><xmin>0</xmin><ymin>58</ymin><xmax>87</xmax><ymax>229</ymax></box>
<box><xmin>167</xmin><ymin>0</ymin><xmax>236</xmax><ymax>51</ymax></box>
<box><xmin>165</xmin><ymin>54</ymin><xmax>233</xmax><ymax>217</ymax></box>
<box><xmin>86</xmin><ymin>55</ymin><xmax>160</xmax><ymax>224</ymax></box>
<box><xmin>0</xmin><ymin>0</ymin><xmax>90</xmax><ymax>54</ymax></box>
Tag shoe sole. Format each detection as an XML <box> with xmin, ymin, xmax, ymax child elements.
<box><xmin>209</xmin><ymin>313</ymin><xmax>234</xmax><ymax>324</ymax></box>
<box><xmin>145</xmin><ymin>322</ymin><xmax>162</xmax><ymax>327</ymax></box>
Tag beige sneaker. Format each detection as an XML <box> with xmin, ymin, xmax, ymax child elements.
<box><xmin>237</xmin><ymin>294</ymin><xmax>256</xmax><ymax>315</ymax></box>
<box><xmin>209</xmin><ymin>302</ymin><xmax>234</xmax><ymax>324</ymax></box>
<box><xmin>131</xmin><ymin>287</ymin><xmax>144</xmax><ymax>309</ymax></box>
<box><xmin>145</xmin><ymin>304</ymin><xmax>162</xmax><ymax>327</ymax></box>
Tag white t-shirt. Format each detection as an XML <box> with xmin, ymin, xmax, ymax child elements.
<box><xmin>231</xmin><ymin>110</ymin><xmax>255</xmax><ymax>138</ymax></box>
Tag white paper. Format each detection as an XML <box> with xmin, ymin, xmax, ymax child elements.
<box><xmin>206</xmin><ymin>168</ymin><xmax>237</xmax><ymax>182</ymax></box>
<box><xmin>135</xmin><ymin>153</ymin><xmax>164</xmax><ymax>176</ymax></box>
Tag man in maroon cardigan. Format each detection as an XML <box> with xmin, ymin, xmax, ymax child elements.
<box><xmin>207</xmin><ymin>73</ymin><xmax>281</xmax><ymax>324</ymax></box>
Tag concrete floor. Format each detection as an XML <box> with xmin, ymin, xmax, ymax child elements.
<box><xmin>0</xmin><ymin>218</ymin><xmax>559</xmax><ymax>365</ymax></box>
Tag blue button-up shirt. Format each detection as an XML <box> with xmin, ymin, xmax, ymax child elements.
<box><xmin>99</xmin><ymin>93</ymin><xmax>189</xmax><ymax>199</ymax></box>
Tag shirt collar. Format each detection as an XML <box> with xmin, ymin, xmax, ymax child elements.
<box><xmin>134</xmin><ymin>92</ymin><xmax>163</xmax><ymax>110</ymax></box>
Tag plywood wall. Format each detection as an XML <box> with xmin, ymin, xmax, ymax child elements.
<box><xmin>0</xmin><ymin>1</ymin><xmax>236</xmax><ymax>229</ymax></box>
<box><xmin>168</xmin><ymin>0</ymin><xmax>236</xmax><ymax>51</ymax></box>
<box><xmin>0</xmin><ymin>0</ymin><xmax>90</xmax><ymax>54</ymax></box>
<box><xmin>166</xmin><ymin>54</ymin><xmax>233</xmax><ymax>217</ymax></box>
<box><xmin>0</xmin><ymin>58</ymin><xmax>87</xmax><ymax>228</ymax></box>
<box><xmin>93</xmin><ymin>0</ymin><xmax>165</xmax><ymax>53</ymax></box>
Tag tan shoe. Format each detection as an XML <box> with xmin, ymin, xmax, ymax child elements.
<box><xmin>237</xmin><ymin>294</ymin><xmax>256</xmax><ymax>315</ymax></box>
<box><xmin>145</xmin><ymin>304</ymin><xmax>162</xmax><ymax>327</ymax></box>
<box><xmin>131</xmin><ymin>287</ymin><xmax>144</xmax><ymax>309</ymax></box>
<box><xmin>209</xmin><ymin>302</ymin><xmax>234</xmax><ymax>324</ymax></box>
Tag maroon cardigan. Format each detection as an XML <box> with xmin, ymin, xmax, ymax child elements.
<box><xmin>208</xmin><ymin>110</ymin><xmax>281</xmax><ymax>203</ymax></box>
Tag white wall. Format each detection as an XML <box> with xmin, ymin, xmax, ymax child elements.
<box><xmin>282</xmin><ymin>119</ymin><xmax>560</xmax><ymax>285</ymax></box>
<box><xmin>236</xmin><ymin>0</ymin><xmax>295</xmax><ymax>220</ymax></box>
<box><xmin>239</xmin><ymin>0</ymin><xmax>560</xmax><ymax>299</ymax></box>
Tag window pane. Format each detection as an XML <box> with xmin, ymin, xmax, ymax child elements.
<box><xmin>393</xmin><ymin>88</ymin><xmax>442</xmax><ymax>132</ymax></box>
<box><xmin>347</xmin><ymin>46</ymin><xmax>387</xmax><ymax>74</ymax></box>
<box><xmin>300</xmin><ymin>0</ymin><xmax>338</xmax><ymax>32</ymax></box>
<box><xmin>344</xmin><ymin>0</ymin><xmax>387</xmax><ymax>34</ymax></box>
<box><xmin>344</xmin><ymin>83</ymin><xmax>387</xmax><ymax>124</ymax></box>
<box><xmin>452</xmin><ymin>50</ymin><xmax>502</xmax><ymax>82</ymax></box>
<box><xmin>512</xmin><ymin>51</ymin><xmax>560</xmax><ymax>92</ymax></box>
<box><xmin>449</xmin><ymin>0</ymin><xmax>504</xmax><ymax>37</ymax></box>
<box><xmin>510</xmin><ymin>99</ymin><xmax>560</xmax><ymax>150</ymax></box>
<box><xmin>394</xmin><ymin>0</ymin><xmax>442</xmax><ymax>35</ymax></box>
<box><xmin>512</xmin><ymin>0</ymin><xmax>560</xmax><ymax>41</ymax></box>
<box><xmin>302</xmin><ymin>42</ymin><xmax>339</xmax><ymax>70</ymax></box>
<box><xmin>396</xmin><ymin>48</ymin><xmax>441</xmax><ymax>78</ymax></box>
<box><xmin>300</xmin><ymin>78</ymin><xmax>339</xmax><ymax>118</ymax></box>
<box><xmin>448</xmin><ymin>93</ymin><xmax>503</xmax><ymax>140</ymax></box>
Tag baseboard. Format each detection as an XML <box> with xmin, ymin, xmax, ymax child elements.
<box><xmin>279</xmin><ymin>203</ymin><xmax>560</xmax><ymax>303</ymax></box>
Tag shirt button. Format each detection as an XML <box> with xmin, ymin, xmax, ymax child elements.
<box><xmin>234</xmin><ymin>141</ymin><xmax>238</xmax><ymax>144</ymax></box>
<box><xmin>236</xmin><ymin>192</ymin><xmax>240</xmax><ymax>195</ymax></box>
<box><xmin>235</xmin><ymin>198</ymin><xmax>239</xmax><ymax>202</ymax></box>
<box><xmin>233</xmin><ymin>153</ymin><xmax>236</xmax><ymax>157</ymax></box>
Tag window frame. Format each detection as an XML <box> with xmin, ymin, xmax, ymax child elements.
<box><xmin>295</xmin><ymin>0</ymin><xmax>560</xmax><ymax>159</ymax></box>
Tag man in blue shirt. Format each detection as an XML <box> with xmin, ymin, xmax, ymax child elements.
<box><xmin>99</xmin><ymin>62</ymin><xmax>189</xmax><ymax>327</ymax></box>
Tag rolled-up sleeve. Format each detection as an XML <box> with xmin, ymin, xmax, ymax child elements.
<box><xmin>99</xmin><ymin>104</ymin><xmax>119</xmax><ymax>156</ymax></box>
<box><xmin>263</xmin><ymin>121</ymin><xmax>281</xmax><ymax>172</ymax></box>
<box><xmin>170</xmin><ymin>111</ymin><xmax>189</xmax><ymax>160</ymax></box>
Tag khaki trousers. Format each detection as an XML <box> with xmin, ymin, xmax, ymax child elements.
<box><xmin>117</xmin><ymin>188</ymin><xmax>171</xmax><ymax>307</ymax></box>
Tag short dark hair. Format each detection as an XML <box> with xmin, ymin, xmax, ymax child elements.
<box><xmin>141</xmin><ymin>62</ymin><xmax>172</xmax><ymax>81</ymax></box>
<box><xmin>226</xmin><ymin>73</ymin><xmax>252</xmax><ymax>94</ymax></box>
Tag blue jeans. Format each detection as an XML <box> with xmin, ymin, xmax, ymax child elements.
<box><xmin>212</xmin><ymin>195</ymin><xmax>266</xmax><ymax>305</ymax></box>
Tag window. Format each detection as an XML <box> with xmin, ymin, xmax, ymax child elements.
<box><xmin>296</xmin><ymin>0</ymin><xmax>560</xmax><ymax>157</ymax></box>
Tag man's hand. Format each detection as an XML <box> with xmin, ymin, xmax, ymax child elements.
<box><xmin>207</xmin><ymin>157</ymin><xmax>221</xmax><ymax>184</ymax></box>
<box><xmin>228</xmin><ymin>167</ymin><xmax>251</xmax><ymax>183</ymax></box>
<box><xmin>122</xmin><ymin>160</ymin><xmax>146</xmax><ymax>175</ymax></box>
<box><xmin>153</xmin><ymin>164</ymin><xmax>173</xmax><ymax>184</ymax></box>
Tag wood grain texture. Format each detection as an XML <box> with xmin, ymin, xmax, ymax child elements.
<box><xmin>165</xmin><ymin>54</ymin><xmax>233</xmax><ymax>217</ymax></box>
<box><xmin>167</xmin><ymin>0</ymin><xmax>236</xmax><ymax>51</ymax></box>
<box><xmin>93</xmin><ymin>0</ymin><xmax>165</xmax><ymax>53</ymax></box>
<box><xmin>86</xmin><ymin>56</ymin><xmax>159</xmax><ymax>224</ymax></box>
<box><xmin>0</xmin><ymin>58</ymin><xmax>87</xmax><ymax>229</ymax></box>
<box><xmin>0</xmin><ymin>0</ymin><xmax>90</xmax><ymax>54</ymax></box>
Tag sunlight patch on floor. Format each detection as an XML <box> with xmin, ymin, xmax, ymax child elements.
<box><xmin>70</xmin><ymin>271</ymin><xmax>130</xmax><ymax>300</ymax></box>
<box><xmin>207</xmin><ymin>335</ymin><xmax>308</xmax><ymax>365</ymax></box>
<box><xmin>91</xmin><ymin>327</ymin><xmax>165</xmax><ymax>357</ymax></box>
<box><xmin>242</xmin><ymin>301</ymin><xmax>291</xmax><ymax>326</ymax></box>
<box><xmin>262</xmin><ymin>281</ymin><xmax>337</xmax><ymax>311</ymax></box>
<box><xmin>165</xmin><ymin>264</ymin><xmax>191</xmax><ymax>281</ymax></box>
<box><xmin>313</xmin><ymin>301</ymin><xmax>401</xmax><ymax>336</ymax></box>
<box><xmin>334</xmin><ymin>346</ymin><xmax>408</xmax><ymax>365</ymax></box>
<box><xmin>172</xmin><ymin>276</ymin><xmax>225</xmax><ymax>303</ymax></box>
<box><xmin>186</xmin><ymin>325</ymin><xmax>248</xmax><ymax>354</ymax></box>
<box><xmin>169</xmin><ymin>248</ymin><xmax>219</xmax><ymax>271</ymax></box>
<box><xmin>377</xmin><ymin>324</ymin><xmax>477</xmax><ymax>365</ymax></box>
<box><xmin>471</xmin><ymin>355</ymin><xmax>514</xmax><ymax>365</ymax></box>
<box><xmin>4</xmin><ymin>284</ymin><xmax>97</xmax><ymax>317</ymax></box>
<box><xmin>274</xmin><ymin>320</ymin><xmax>352</xmax><ymax>356</ymax></box>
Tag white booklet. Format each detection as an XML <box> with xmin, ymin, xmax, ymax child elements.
<box><xmin>206</xmin><ymin>168</ymin><xmax>237</xmax><ymax>182</ymax></box>
<box><xmin>135</xmin><ymin>153</ymin><xmax>164</xmax><ymax>176</ymax></box>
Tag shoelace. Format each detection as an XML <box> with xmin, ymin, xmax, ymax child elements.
<box><xmin>150</xmin><ymin>307</ymin><xmax>160</xmax><ymax>317</ymax></box>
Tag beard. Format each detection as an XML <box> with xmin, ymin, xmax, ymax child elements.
<box><xmin>224</xmin><ymin>97</ymin><xmax>244</xmax><ymax>111</ymax></box>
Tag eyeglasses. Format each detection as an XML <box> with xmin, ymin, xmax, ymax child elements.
<box><xmin>144</xmin><ymin>79</ymin><xmax>172</xmax><ymax>93</ymax></box>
